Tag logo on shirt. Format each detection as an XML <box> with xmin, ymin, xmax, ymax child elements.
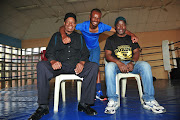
<box><xmin>114</xmin><ymin>45</ymin><xmax>132</xmax><ymax>61</ymax></box>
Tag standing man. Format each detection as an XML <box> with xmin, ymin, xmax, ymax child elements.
<box><xmin>28</xmin><ymin>13</ymin><xmax>98</xmax><ymax>120</ymax></box>
<box><xmin>59</xmin><ymin>8</ymin><xmax>138</xmax><ymax>101</ymax></box>
<box><xmin>104</xmin><ymin>16</ymin><xmax>166</xmax><ymax>114</ymax></box>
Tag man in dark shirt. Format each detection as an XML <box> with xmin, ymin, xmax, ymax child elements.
<box><xmin>104</xmin><ymin>16</ymin><xmax>166</xmax><ymax>114</ymax></box>
<box><xmin>28</xmin><ymin>13</ymin><xmax>98</xmax><ymax>120</ymax></box>
<box><xmin>59</xmin><ymin>8</ymin><xmax>138</xmax><ymax>101</ymax></box>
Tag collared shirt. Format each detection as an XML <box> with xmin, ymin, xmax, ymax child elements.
<box><xmin>45</xmin><ymin>31</ymin><xmax>89</xmax><ymax>67</ymax></box>
<box><xmin>75</xmin><ymin>20</ymin><xmax>112</xmax><ymax>49</ymax></box>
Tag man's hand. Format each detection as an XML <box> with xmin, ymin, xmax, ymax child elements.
<box><xmin>116</xmin><ymin>61</ymin><xmax>129</xmax><ymax>73</ymax></box>
<box><xmin>125</xmin><ymin>30</ymin><xmax>138</xmax><ymax>43</ymax></box>
<box><xmin>127</xmin><ymin>62</ymin><xmax>134</xmax><ymax>72</ymax></box>
<box><xmin>60</xmin><ymin>26</ymin><xmax>71</xmax><ymax>44</ymax></box>
<box><xmin>50</xmin><ymin>60</ymin><xmax>62</xmax><ymax>70</ymax></box>
<box><xmin>131</xmin><ymin>36</ymin><xmax>138</xmax><ymax>43</ymax></box>
<box><xmin>62</xmin><ymin>36</ymin><xmax>71</xmax><ymax>44</ymax></box>
<box><xmin>74</xmin><ymin>62</ymin><xmax>84</xmax><ymax>74</ymax></box>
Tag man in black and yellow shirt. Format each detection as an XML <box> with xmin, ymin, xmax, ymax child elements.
<box><xmin>28</xmin><ymin>13</ymin><xmax>98</xmax><ymax>120</ymax></box>
<box><xmin>104</xmin><ymin>16</ymin><xmax>166</xmax><ymax>114</ymax></box>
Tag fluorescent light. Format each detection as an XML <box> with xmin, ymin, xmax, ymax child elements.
<box><xmin>16</xmin><ymin>4</ymin><xmax>39</xmax><ymax>10</ymax></box>
<box><xmin>66</xmin><ymin>0</ymin><xmax>89</xmax><ymax>3</ymax></box>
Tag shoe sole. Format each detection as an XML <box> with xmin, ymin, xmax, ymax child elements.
<box><xmin>96</xmin><ymin>96</ymin><xmax>108</xmax><ymax>101</ymax></box>
<box><xmin>78</xmin><ymin>108</ymin><xmax>97</xmax><ymax>116</ymax></box>
<box><xmin>39</xmin><ymin>111</ymin><xmax>49</xmax><ymax>118</ymax></box>
<box><xmin>143</xmin><ymin>105</ymin><xmax>166</xmax><ymax>114</ymax></box>
<box><xmin>28</xmin><ymin>111</ymin><xmax>49</xmax><ymax>120</ymax></box>
<box><xmin>104</xmin><ymin>110</ymin><xmax>116</xmax><ymax>114</ymax></box>
<box><xmin>104</xmin><ymin>105</ymin><xmax>119</xmax><ymax>114</ymax></box>
<box><xmin>44</xmin><ymin>111</ymin><xmax>49</xmax><ymax>115</ymax></box>
<box><xmin>78</xmin><ymin>108</ymin><xmax>84</xmax><ymax>112</ymax></box>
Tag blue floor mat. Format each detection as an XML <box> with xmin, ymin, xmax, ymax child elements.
<box><xmin>0</xmin><ymin>79</ymin><xmax>180</xmax><ymax>120</ymax></box>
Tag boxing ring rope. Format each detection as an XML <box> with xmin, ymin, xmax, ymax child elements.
<box><xmin>0</xmin><ymin>44</ymin><xmax>43</xmax><ymax>89</ymax></box>
<box><xmin>99</xmin><ymin>40</ymin><xmax>179</xmax><ymax>80</ymax></box>
<box><xmin>0</xmin><ymin>40</ymin><xmax>179</xmax><ymax>89</ymax></box>
<box><xmin>162</xmin><ymin>40</ymin><xmax>180</xmax><ymax>79</ymax></box>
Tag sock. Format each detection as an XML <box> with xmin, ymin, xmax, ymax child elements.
<box><xmin>96</xmin><ymin>83</ymin><xmax>101</xmax><ymax>92</ymax></box>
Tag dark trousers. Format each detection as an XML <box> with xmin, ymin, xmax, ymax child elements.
<box><xmin>36</xmin><ymin>61</ymin><xmax>98</xmax><ymax>105</ymax></box>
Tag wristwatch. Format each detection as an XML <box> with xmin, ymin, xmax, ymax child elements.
<box><xmin>131</xmin><ymin>60</ymin><xmax>136</xmax><ymax>65</ymax></box>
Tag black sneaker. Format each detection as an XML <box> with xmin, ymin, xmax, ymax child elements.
<box><xmin>28</xmin><ymin>105</ymin><xmax>49</xmax><ymax>120</ymax></box>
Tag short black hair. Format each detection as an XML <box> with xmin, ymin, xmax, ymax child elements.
<box><xmin>90</xmin><ymin>8</ymin><xmax>102</xmax><ymax>16</ymax></box>
<box><xmin>114</xmin><ymin>16</ymin><xmax>126</xmax><ymax>26</ymax></box>
<box><xmin>64</xmin><ymin>12</ymin><xmax>77</xmax><ymax>22</ymax></box>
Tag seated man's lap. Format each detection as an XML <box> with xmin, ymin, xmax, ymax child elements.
<box><xmin>81</xmin><ymin>62</ymin><xmax>99</xmax><ymax>74</ymax></box>
<box><xmin>105</xmin><ymin>61</ymin><xmax>151</xmax><ymax>75</ymax></box>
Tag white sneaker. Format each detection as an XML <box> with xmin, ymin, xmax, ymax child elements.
<box><xmin>104</xmin><ymin>100</ymin><xmax>119</xmax><ymax>114</ymax></box>
<box><xmin>143</xmin><ymin>100</ymin><xmax>166</xmax><ymax>113</ymax></box>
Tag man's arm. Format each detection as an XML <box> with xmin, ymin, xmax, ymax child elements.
<box><xmin>79</xmin><ymin>36</ymin><xmax>90</xmax><ymax>62</ymax></box>
<box><xmin>75</xmin><ymin>36</ymin><xmax>89</xmax><ymax>74</ymax></box>
<box><xmin>109</xmin><ymin>27</ymin><xmax>138</xmax><ymax>43</ymax></box>
<box><xmin>45</xmin><ymin>33</ymin><xmax>62</xmax><ymax>70</ymax></box>
<box><xmin>105</xmin><ymin>50</ymin><xmax>128</xmax><ymax>73</ymax></box>
<box><xmin>132</xmin><ymin>48</ymin><xmax>140</xmax><ymax>62</ymax></box>
<box><xmin>50</xmin><ymin>60</ymin><xmax>62</xmax><ymax>70</ymax></box>
<box><xmin>59</xmin><ymin>26</ymin><xmax>71</xmax><ymax>44</ymax></box>
<box><xmin>125</xmin><ymin>30</ymin><xmax>138</xmax><ymax>43</ymax></box>
<box><xmin>105</xmin><ymin>50</ymin><xmax>119</xmax><ymax>63</ymax></box>
<box><xmin>74</xmin><ymin>61</ymin><xmax>85</xmax><ymax>74</ymax></box>
<box><xmin>109</xmin><ymin>27</ymin><xmax>116</xmax><ymax>32</ymax></box>
<box><xmin>127</xmin><ymin>48</ymin><xmax>140</xmax><ymax>72</ymax></box>
<box><xmin>45</xmin><ymin>33</ymin><xmax>57</xmax><ymax>61</ymax></box>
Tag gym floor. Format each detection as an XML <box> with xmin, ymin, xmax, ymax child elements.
<box><xmin>0</xmin><ymin>78</ymin><xmax>180</xmax><ymax>120</ymax></box>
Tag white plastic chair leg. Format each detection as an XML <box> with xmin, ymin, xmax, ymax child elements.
<box><xmin>77</xmin><ymin>81</ymin><xmax>82</xmax><ymax>102</ymax></box>
<box><xmin>115</xmin><ymin>73</ymin><xmax>144</xmax><ymax>107</ymax></box>
<box><xmin>54</xmin><ymin>77</ymin><xmax>61</xmax><ymax>112</ymax></box>
<box><xmin>116</xmin><ymin>75</ymin><xmax>120</xmax><ymax>95</ymax></box>
<box><xmin>54</xmin><ymin>74</ymin><xmax>83</xmax><ymax>112</ymax></box>
<box><xmin>121</xmin><ymin>78</ymin><xmax>127</xmax><ymax>98</ymax></box>
<box><xmin>116</xmin><ymin>75</ymin><xmax>120</xmax><ymax>107</ymax></box>
<box><xmin>61</xmin><ymin>81</ymin><xmax>66</xmax><ymax>102</ymax></box>
<box><xmin>135</xmin><ymin>76</ymin><xmax>144</xmax><ymax>104</ymax></box>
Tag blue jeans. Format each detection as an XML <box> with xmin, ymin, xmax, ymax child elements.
<box><xmin>89</xmin><ymin>46</ymin><xmax>100</xmax><ymax>65</ymax></box>
<box><xmin>105</xmin><ymin>61</ymin><xmax>155</xmax><ymax>102</ymax></box>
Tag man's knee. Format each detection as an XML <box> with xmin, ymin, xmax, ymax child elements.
<box><xmin>91</xmin><ymin>62</ymin><xmax>99</xmax><ymax>71</ymax></box>
<box><xmin>105</xmin><ymin>62</ymin><xmax>116</xmax><ymax>72</ymax></box>
<box><xmin>139</xmin><ymin>61</ymin><xmax>151</xmax><ymax>70</ymax></box>
<box><xmin>37</xmin><ymin>61</ymin><xmax>43</xmax><ymax>69</ymax></box>
<box><xmin>37</xmin><ymin>61</ymin><xmax>49</xmax><ymax>70</ymax></box>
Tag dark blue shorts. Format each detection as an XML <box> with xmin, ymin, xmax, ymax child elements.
<box><xmin>89</xmin><ymin>46</ymin><xmax>100</xmax><ymax>65</ymax></box>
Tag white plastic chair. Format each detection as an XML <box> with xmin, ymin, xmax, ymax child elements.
<box><xmin>104</xmin><ymin>58</ymin><xmax>143</xmax><ymax>107</ymax></box>
<box><xmin>116</xmin><ymin>73</ymin><xmax>143</xmax><ymax>107</ymax></box>
<box><xmin>54</xmin><ymin>74</ymin><xmax>83</xmax><ymax>112</ymax></box>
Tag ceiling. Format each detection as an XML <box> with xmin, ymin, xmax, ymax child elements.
<box><xmin>0</xmin><ymin>0</ymin><xmax>180</xmax><ymax>40</ymax></box>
